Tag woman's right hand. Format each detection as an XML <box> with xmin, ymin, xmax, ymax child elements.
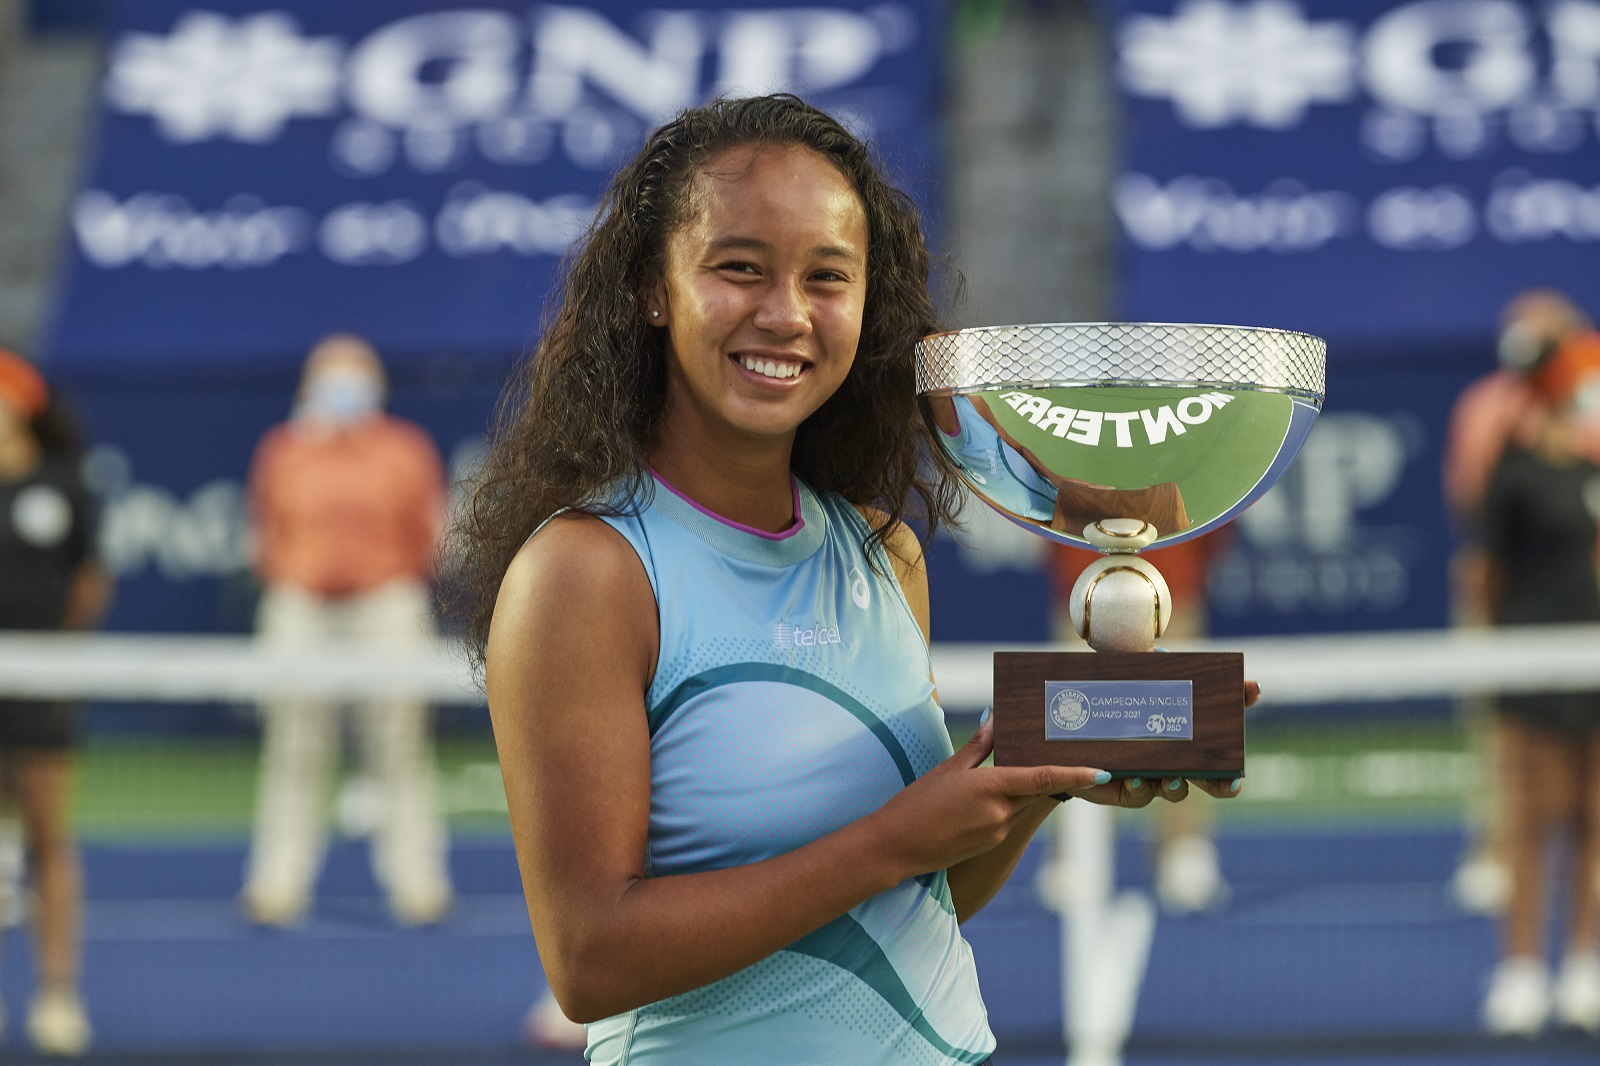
<box><xmin>868</xmin><ymin>716</ymin><xmax>1118</xmax><ymax>877</ymax></box>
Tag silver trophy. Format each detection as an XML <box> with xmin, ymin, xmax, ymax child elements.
<box><xmin>917</xmin><ymin>323</ymin><xmax>1326</xmax><ymax>776</ymax></box>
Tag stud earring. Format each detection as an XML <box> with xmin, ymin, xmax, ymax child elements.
<box><xmin>650</xmin><ymin>310</ymin><xmax>660</xmax><ymax>319</ymax></box>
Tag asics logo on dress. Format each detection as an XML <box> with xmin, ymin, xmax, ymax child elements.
<box><xmin>771</xmin><ymin>621</ymin><xmax>843</xmax><ymax>652</ymax></box>
<box><xmin>849</xmin><ymin>567</ymin><xmax>871</xmax><ymax>609</ymax></box>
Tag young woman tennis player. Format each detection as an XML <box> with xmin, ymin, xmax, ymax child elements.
<box><xmin>455</xmin><ymin>94</ymin><xmax>1240</xmax><ymax>1064</ymax></box>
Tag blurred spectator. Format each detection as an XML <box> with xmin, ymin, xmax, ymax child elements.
<box><xmin>1445</xmin><ymin>292</ymin><xmax>1600</xmax><ymax>915</ymax></box>
<box><xmin>240</xmin><ymin>334</ymin><xmax>452</xmax><ymax>928</ymax></box>
<box><xmin>1475</xmin><ymin>336</ymin><xmax>1600</xmax><ymax>1036</ymax></box>
<box><xmin>0</xmin><ymin>347</ymin><xmax>110</xmax><ymax>1054</ymax></box>
<box><xmin>1040</xmin><ymin>531</ymin><xmax>1233</xmax><ymax>914</ymax></box>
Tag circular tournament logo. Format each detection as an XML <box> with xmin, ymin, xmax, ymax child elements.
<box><xmin>1048</xmin><ymin>688</ymin><xmax>1091</xmax><ymax>732</ymax></box>
<box><xmin>10</xmin><ymin>484</ymin><xmax>72</xmax><ymax>549</ymax></box>
<box><xmin>1146</xmin><ymin>714</ymin><xmax>1170</xmax><ymax>735</ymax></box>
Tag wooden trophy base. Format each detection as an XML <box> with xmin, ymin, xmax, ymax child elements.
<box><xmin>993</xmin><ymin>651</ymin><xmax>1244</xmax><ymax>779</ymax></box>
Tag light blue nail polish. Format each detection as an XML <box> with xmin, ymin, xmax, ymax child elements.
<box><xmin>1093</xmin><ymin>771</ymin><xmax>1112</xmax><ymax>785</ymax></box>
<box><xmin>1166</xmin><ymin>778</ymin><xmax>1182</xmax><ymax>791</ymax></box>
<box><xmin>1230</xmin><ymin>778</ymin><xmax>1242</xmax><ymax>794</ymax></box>
<box><xmin>978</xmin><ymin>705</ymin><xmax>992</xmax><ymax>726</ymax></box>
<box><xmin>1127</xmin><ymin>777</ymin><xmax>1144</xmax><ymax>789</ymax></box>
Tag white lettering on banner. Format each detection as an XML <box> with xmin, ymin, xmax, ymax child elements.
<box><xmin>714</xmin><ymin>9</ymin><xmax>888</xmax><ymax>97</ymax></box>
<box><xmin>105</xmin><ymin>11</ymin><xmax>343</xmax><ymax>143</ymax></box>
<box><xmin>1552</xmin><ymin>1</ymin><xmax>1600</xmax><ymax>105</ymax></box>
<box><xmin>104</xmin><ymin>5</ymin><xmax>913</xmax><ymax>174</ymax></box>
<box><xmin>1122</xmin><ymin>170</ymin><xmax>1600</xmax><ymax>254</ymax></box>
<box><xmin>346</xmin><ymin>12</ymin><xmax>521</xmax><ymax>129</ymax></box>
<box><xmin>1486</xmin><ymin>170</ymin><xmax>1600</xmax><ymax>242</ymax></box>
<box><xmin>1116</xmin><ymin>0</ymin><xmax>1600</xmax><ymax>160</ymax></box>
<box><xmin>434</xmin><ymin>184</ymin><xmax>596</xmax><ymax>257</ymax></box>
<box><xmin>318</xmin><ymin>201</ymin><xmax>428</xmax><ymax>265</ymax></box>
<box><xmin>81</xmin><ymin>446</ymin><xmax>249</xmax><ymax>580</ymax></box>
<box><xmin>1367</xmin><ymin>185</ymin><xmax>1478</xmax><ymax>248</ymax></box>
<box><xmin>72</xmin><ymin>188</ymin><xmax>597</xmax><ymax>268</ymax></box>
<box><xmin>1212</xmin><ymin>548</ymin><xmax>1411</xmax><ymax>615</ymax></box>
<box><xmin>1240</xmin><ymin>413</ymin><xmax>1411</xmax><ymax>553</ymax></box>
<box><xmin>529</xmin><ymin>6</ymin><xmax>702</xmax><ymax>122</ymax></box>
<box><xmin>72</xmin><ymin>191</ymin><xmax>311</xmax><ymax>269</ymax></box>
<box><xmin>1118</xmin><ymin>0</ymin><xmax>1357</xmax><ymax>128</ymax></box>
<box><xmin>1114</xmin><ymin>174</ymin><xmax>1356</xmax><ymax>253</ymax></box>
<box><xmin>1363</xmin><ymin>1</ymin><xmax>1535</xmax><ymax>117</ymax></box>
<box><xmin>1215</xmin><ymin>413</ymin><xmax>1419</xmax><ymax>617</ymax></box>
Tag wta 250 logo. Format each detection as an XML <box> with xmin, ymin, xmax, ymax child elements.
<box><xmin>1048</xmin><ymin>689</ymin><xmax>1091</xmax><ymax>732</ymax></box>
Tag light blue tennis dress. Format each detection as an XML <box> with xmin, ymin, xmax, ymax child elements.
<box><xmin>581</xmin><ymin>472</ymin><xmax>996</xmax><ymax>1065</ymax></box>
<box><xmin>938</xmin><ymin>395</ymin><xmax>1055</xmax><ymax>520</ymax></box>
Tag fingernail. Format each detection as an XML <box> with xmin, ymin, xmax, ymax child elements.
<box><xmin>1127</xmin><ymin>777</ymin><xmax>1144</xmax><ymax>789</ymax></box>
<box><xmin>1166</xmin><ymin>778</ymin><xmax>1182</xmax><ymax>791</ymax></box>
<box><xmin>978</xmin><ymin>705</ymin><xmax>992</xmax><ymax>726</ymax></box>
<box><xmin>1093</xmin><ymin>770</ymin><xmax>1112</xmax><ymax>785</ymax></box>
<box><xmin>1229</xmin><ymin>778</ymin><xmax>1242</xmax><ymax>794</ymax></box>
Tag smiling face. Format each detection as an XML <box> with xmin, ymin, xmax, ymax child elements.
<box><xmin>650</xmin><ymin>143</ymin><xmax>869</xmax><ymax>459</ymax></box>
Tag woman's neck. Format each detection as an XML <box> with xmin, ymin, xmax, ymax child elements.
<box><xmin>648</xmin><ymin>435</ymin><xmax>797</xmax><ymax>535</ymax></box>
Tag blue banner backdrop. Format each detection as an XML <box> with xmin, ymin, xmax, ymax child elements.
<box><xmin>1109</xmin><ymin>0</ymin><xmax>1600</xmax><ymax>352</ymax></box>
<box><xmin>1110</xmin><ymin>0</ymin><xmax>1600</xmax><ymax>635</ymax></box>
<box><xmin>46</xmin><ymin>0</ymin><xmax>943</xmax><ymax>374</ymax></box>
<box><xmin>43</xmin><ymin>0</ymin><xmax>947</xmax><ymax>635</ymax></box>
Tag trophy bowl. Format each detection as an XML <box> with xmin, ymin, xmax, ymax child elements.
<box><xmin>916</xmin><ymin>322</ymin><xmax>1326</xmax><ymax>778</ymax></box>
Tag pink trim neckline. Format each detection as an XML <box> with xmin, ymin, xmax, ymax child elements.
<box><xmin>648</xmin><ymin>468</ymin><xmax>805</xmax><ymax>541</ymax></box>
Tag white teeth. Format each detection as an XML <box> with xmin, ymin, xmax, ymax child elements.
<box><xmin>740</xmin><ymin>356</ymin><xmax>802</xmax><ymax>380</ymax></box>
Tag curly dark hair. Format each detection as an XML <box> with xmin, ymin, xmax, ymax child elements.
<box><xmin>448</xmin><ymin>94</ymin><xmax>963</xmax><ymax>665</ymax></box>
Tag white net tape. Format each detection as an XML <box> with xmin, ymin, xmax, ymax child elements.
<box><xmin>1</xmin><ymin>626</ymin><xmax>1597</xmax><ymax>707</ymax></box>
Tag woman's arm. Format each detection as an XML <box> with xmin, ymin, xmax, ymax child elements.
<box><xmin>489</xmin><ymin>515</ymin><xmax>1104</xmax><ymax>1022</ymax></box>
<box><xmin>860</xmin><ymin>514</ymin><xmax>1079</xmax><ymax>920</ymax></box>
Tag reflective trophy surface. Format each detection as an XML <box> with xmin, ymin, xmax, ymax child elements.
<box><xmin>917</xmin><ymin>323</ymin><xmax>1326</xmax><ymax>779</ymax></box>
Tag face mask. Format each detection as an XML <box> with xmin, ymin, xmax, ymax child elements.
<box><xmin>1573</xmin><ymin>377</ymin><xmax>1600</xmax><ymax>426</ymax></box>
<box><xmin>1497</xmin><ymin>321</ymin><xmax>1560</xmax><ymax>373</ymax></box>
<box><xmin>297</xmin><ymin>370</ymin><xmax>382</xmax><ymax>426</ymax></box>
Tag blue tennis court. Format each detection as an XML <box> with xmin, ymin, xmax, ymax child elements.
<box><xmin>4</xmin><ymin>821</ymin><xmax>1592</xmax><ymax>1064</ymax></box>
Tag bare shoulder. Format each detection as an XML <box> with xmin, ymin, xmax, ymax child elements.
<box><xmin>489</xmin><ymin>512</ymin><xmax>658</xmax><ymax>689</ymax></box>
<box><xmin>851</xmin><ymin>505</ymin><xmax>927</xmax><ymax>579</ymax></box>
<box><xmin>851</xmin><ymin>505</ymin><xmax>930</xmax><ymax>641</ymax></box>
<box><xmin>501</xmin><ymin>512</ymin><xmax>648</xmax><ymax>595</ymax></box>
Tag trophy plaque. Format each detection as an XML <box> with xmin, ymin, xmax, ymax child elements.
<box><xmin>916</xmin><ymin>323</ymin><xmax>1326</xmax><ymax>779</ymax></box>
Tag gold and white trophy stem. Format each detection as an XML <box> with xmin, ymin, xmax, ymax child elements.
<box><xmin>1068</xmin><ymin>518</ymin><xmax>1169</xmax><ymax>653</ymax></box>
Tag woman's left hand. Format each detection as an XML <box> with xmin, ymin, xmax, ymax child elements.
<box><xmin>1066</xmin><ymin>678</ymin><xmax>1260</xmax><ymax>806</ymax></box>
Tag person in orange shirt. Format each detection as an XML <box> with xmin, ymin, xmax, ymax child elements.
<box><xmin>241</xmin><ymin>334</ymin><xmax>452</xmax><ymax>928</ymax></box>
